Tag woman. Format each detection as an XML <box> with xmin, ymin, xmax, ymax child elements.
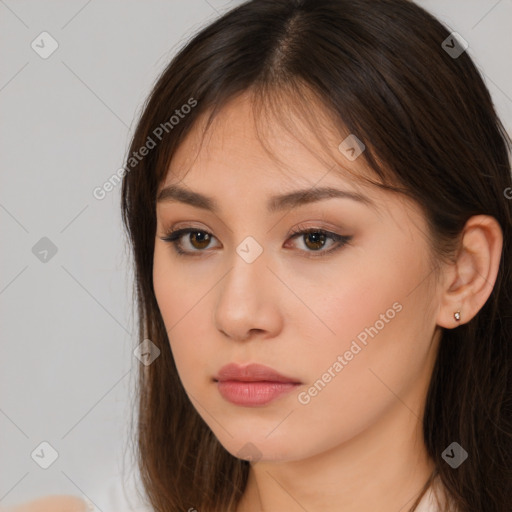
<box><xmin>119</xmin><ymin>0</ymin><xmax>511</xmax><ymax>511</ymax></box>
<box><xmin>16</xmin><ymin>0</ymin><xmax>508</xmax><ymax>511</ymax></box>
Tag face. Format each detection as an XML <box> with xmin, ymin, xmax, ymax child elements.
<box><xmin>153</xmin><ymin>92</ymin><xmax>442</xmax><ymax>463</ymax></box>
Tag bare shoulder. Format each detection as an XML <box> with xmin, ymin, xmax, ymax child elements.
<box><xmin>2</xmin><ymin>495</ymin><xmax>90</xmax><ymax>512</ymax></box>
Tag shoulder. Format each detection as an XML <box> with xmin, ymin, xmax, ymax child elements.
<box><xmin>1</xmin><ymin>495</ymin><xmax>90</xmax><ymax>512</ymax></box>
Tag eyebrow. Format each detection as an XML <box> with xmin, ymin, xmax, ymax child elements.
<box><xmin>156</xmin><ymin>184</ymin><xmax>373</xmax><ymax>213</ymax></box>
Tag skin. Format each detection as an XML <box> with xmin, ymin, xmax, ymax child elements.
<box><xmin>2</xmin><ymin>495</ymin><xmax>89</xmax><ymax>512</ymax></box>
<box><xmin>153</xmin><ymin>91</ymin><xmax>502</xmax><ymax>512</ymax></box>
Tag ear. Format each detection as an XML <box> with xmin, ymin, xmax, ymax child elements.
<box><xmin>437</xmin><ymin>215</ymin><xmax>503</xmax><ymax>329</ymax></box>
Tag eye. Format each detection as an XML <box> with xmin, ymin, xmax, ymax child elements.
<box><xmin>159</xmin><ymin>225</ymin><xmax>352</xmax><ymax>258</ymax></box>
<box><xmin>285</xmin><ymin>225</ymin><xmax>352</xmax><ymax>257</ymax></box>
<box><xmin>159</xmin><ymin>228</ymin><xmax>220</xmax><ymax>255</ymax></box>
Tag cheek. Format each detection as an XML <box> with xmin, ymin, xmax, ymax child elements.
<box><xmin>296</xmin><ymin>236</ymin><xmax>425</xmax><ymax>353</ymax></box>
<box><xmin>153</xmin><ymin>247</ymin><xmax>211</xmax><ymax>328</ymax></box>
<box><xmin>292</xmin><ymin>235</ymin><xmax>436</xmax><ymax>408</ymax></box>
<box><xmin>152</xmin><ymin>248</ymin><xmax>216</xmax><ymax>383</ymax></box>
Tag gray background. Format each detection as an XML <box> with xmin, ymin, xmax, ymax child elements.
<box><xmin>1</xmin><ymin>0</ymin><xmax>511</xmax><ymax>509</ymax></box>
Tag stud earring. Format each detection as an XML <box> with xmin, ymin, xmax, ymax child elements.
<box><xmin>454</xmin><ymin>311</ymin><xmax>461</xmax><ymax>322</ymax></box>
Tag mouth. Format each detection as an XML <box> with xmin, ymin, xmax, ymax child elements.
<box><xmin>213</xmin><ymin>363</ymin><xmax>302</xmax><ymax>407</ymax></box>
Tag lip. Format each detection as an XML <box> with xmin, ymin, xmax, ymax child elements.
<box><xmin>215</xmin><ymin>363</ymin><xmax>301</xmax><ymax>383</ymax></box>
<box><xmin>214</xmin><ymin>363</ymin><xmax>302</xmax><ymax>407</ymax></box>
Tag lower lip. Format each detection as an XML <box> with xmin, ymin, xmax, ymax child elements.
<box><xmin>216</xmin><ymin>380</ymin><xmax>300</xmax><ymax>406</ymax></box>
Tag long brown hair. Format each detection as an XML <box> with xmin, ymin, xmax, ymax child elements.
<box><xmin>120</xmin><ymin>1</ymin><xmax>512</xmax><ymax>510</ymax></box>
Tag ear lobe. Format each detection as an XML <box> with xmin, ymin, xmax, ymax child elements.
<box><xmin>436</xmin><ymin>215</ymin><xmax>503</xmax><ymax>329</ymax></box>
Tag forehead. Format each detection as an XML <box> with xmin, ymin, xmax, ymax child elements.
<box><xmin>161</xmin><ymin>90</ymin><xmax>376</xmax><ymax>197</ymax></box>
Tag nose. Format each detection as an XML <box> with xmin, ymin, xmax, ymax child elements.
<box><xmin>214</xmin><ymin>248</ymin><xmax>283</xmax><ymax>342</ymax></box>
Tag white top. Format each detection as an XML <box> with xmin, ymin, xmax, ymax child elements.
<box><xmin>80</xmin><ymin>475</ymin><xmax>449</xmax><ymax>512</ymax></box>
<box><xmin>80</xmin><ymin>475</ymin><xmax>151</xmax><ymax>512</ymax></box>
<box><xmin>415</xmin><ymin>482</ymin><xmax>447</xmax><ymax>512</ymax></box>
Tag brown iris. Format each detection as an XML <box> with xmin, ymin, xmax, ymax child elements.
<box><xmin>303</xmin><ymin>232</ymin><xmax>327</xmax><ymax>250</ymax></box>
<box><xmin>189</xmin><ymin>231</ymin><xmax>211</xmax><ymax>249</ymax></box>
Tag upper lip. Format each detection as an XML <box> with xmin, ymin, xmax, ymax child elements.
<box><xmin>214</xmin><ymin>363</ymin><xmax>301</xmax><ymax>383</ymax></box>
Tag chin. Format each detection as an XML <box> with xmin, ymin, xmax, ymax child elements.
<box><xmin>214</xmin><ymin>430</ymin><xmax>310</xmax><ymax>464</ymax></box>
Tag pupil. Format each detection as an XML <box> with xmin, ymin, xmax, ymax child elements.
<box><xmin>306</xmin><ymin>232</ymin><xmax>325</xmax><ymax>250</ymax></box>
<box><xmin>192</xmin><ymin>231</ymin><xmax>210</xmax><ymax>248</ymax></box>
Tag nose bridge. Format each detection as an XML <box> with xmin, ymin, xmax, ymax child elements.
<box><xmin>214</xmin><ymin>235</ymin><xmax>280</xmax><ymax>339</ymax></box>
<box><xmin>221</xmin><ymin>236</ymin><xmax>269</xmax><ymax>305</ymax></box>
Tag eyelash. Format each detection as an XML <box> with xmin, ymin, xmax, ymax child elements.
<box><xmin>159</xmin><ymin>224</ymin><xmax>352</xmax><ymax>258</ymax></box>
